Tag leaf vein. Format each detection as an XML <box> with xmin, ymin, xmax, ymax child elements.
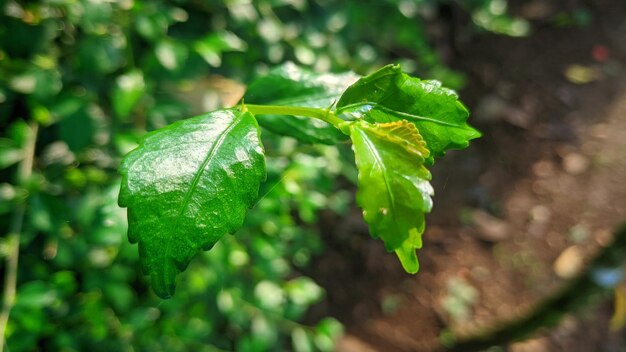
<box><xmin>357</xmin><ymin>128</ymin><xmax>398</xmax><ymax>224</ymax></box>
<box><xmin>176</xmin><ymin>114</ymin><xmax>243</xmax><ymax>219</ymax></box>
<box><xmin>338</xmin><ymin>102</ymin><xmax>461</xmax><ymax>128</ymax></box>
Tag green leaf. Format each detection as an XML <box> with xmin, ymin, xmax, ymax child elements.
<box><xmin>118</xmin><ymin>109</ymin><xmax>266</xmax><ymax>298</ymax></box>
<box><xmin>245</xmin><ymin>62</ymin><xmax>358</xmax><ymax>144</ymax></box>
<box><xmin>75</xmin><ymin>35</ymin><xmax>125</xmax><ymax>74</ymax></box>
<box><xmin>155</xmin><ymin>40</ymin><xmax>188</xmax><ymax>71</ymax></box>
<box><xmin>471</xmin><ymin>0</ymin><xmax>530</xmax><ymax>37</ymax></box>
<box><xmin>112</xmin><ymin>70</ymin><xmax>146</xmax><ymax>120</ymax></box>
<box><xmin>0</xmin><ymin>138</ymin><xmax>23</xmax><ymax>169</ymax></box>
<box><xmin>58</xmin><ymin>103</ymin><xmax>95</xmax><ymax>152</ymax></box>
<box><xmin>135</xmin><ymin>11</ymin><xmax>169</xmax><ymax>41</ymax></box>
<box><xmin>349</xmin><ymin>120</ymin><xmax>433</xmax><ymax>273</ymax></box>
<box><xmin>337</xmin><ymin>64</ymin><xmax>480</xmax><ymax>163</ymax></box>
<box><xmin>194</xmin><ymin>31</ymin><xmax>247</xmax><ymax>67</ymax></box>
<box><xmin>314</xmin><ymin>317</ymin><xmax>344</xmax><ymax>351</ymax></box>
<box><xmin>291</xmin><ymin>327</ymin><xmax>314</xmax><ymax>352</ymax></box>
<box><xmin>8</xmin><ymin>66</ymin><xmax>62</xmax><ymax>100</ymax></box>
<box><xmin>15</xmin><ymin>281</ymin><xmax>57</xmax><ymax>309</ymax></box>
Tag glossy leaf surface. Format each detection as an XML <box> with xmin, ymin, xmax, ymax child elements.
<box><xmin>349</xmin><ymin>120</ymin><xmax>433</xmax><ymax>273</ymax></box>
<box><xmin>119</xmin><ymin>109</ymin><xmax>265</xmax><ymax>298</ymax></box>
<box><xmin>337</xmin><ymin>64</ymin><xmax>480</xmax><ymax>163</ymax></box>
<box><xmin>245</xmin><ymin>62</ymin><xmax>358</xmax><ymax>144</ymax></box>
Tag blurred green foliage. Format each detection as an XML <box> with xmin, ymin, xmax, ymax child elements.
<box><xmin>0</xmin><ymin>0</ymin><xmax>525</xmax><ymax>350</ymax></box>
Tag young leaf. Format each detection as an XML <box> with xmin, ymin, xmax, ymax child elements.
<box><xmin>337</xmin><ymin>64</ymin><xmax>480</xmax><ymax>163</ymax></box>
<box><xmin>349</xmin><ymin>120</ymin><xmax>433</xmax><ymax>273</ymax></box>
<box><xmin>245</xmin><ymin>62</ymin><xmax>358</xmax><ymax>144</ymax></box>
<box><xmin>118</xmin><ymin>109</ymin><xmax>265</xmax><ymax>298</ymax></box>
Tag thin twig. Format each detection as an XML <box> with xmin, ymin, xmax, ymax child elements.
<box><xmin>0</xmin><ymin>122</ymin><xmax>38</xmax><ymax>352</ymax></box>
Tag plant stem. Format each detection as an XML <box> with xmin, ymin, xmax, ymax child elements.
<box><xmin>0</xmin><ymin>122</ymin><xmax>38</xmax><ymax>352</ymax></box>
<box><xmin>244</xmin><ymin>104</ymin><xmax>347</xmax><ymax>131</ymax></box>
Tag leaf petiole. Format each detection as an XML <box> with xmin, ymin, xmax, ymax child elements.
<box><xmin>243</xmin><ymin>104</ymin><xmax>347</xmax><ymax>133</ymax></box>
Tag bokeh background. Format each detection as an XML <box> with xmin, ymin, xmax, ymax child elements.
<box><xmin>1</xmin><ymin>0</ymin><xmax>625</xmax><ymax>351</ymax></box>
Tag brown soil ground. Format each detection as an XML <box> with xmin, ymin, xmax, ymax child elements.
<box><xmin>308</xmin><ymin>2</ymin><xmax>626</xmax><ymax>351</ymax></box>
